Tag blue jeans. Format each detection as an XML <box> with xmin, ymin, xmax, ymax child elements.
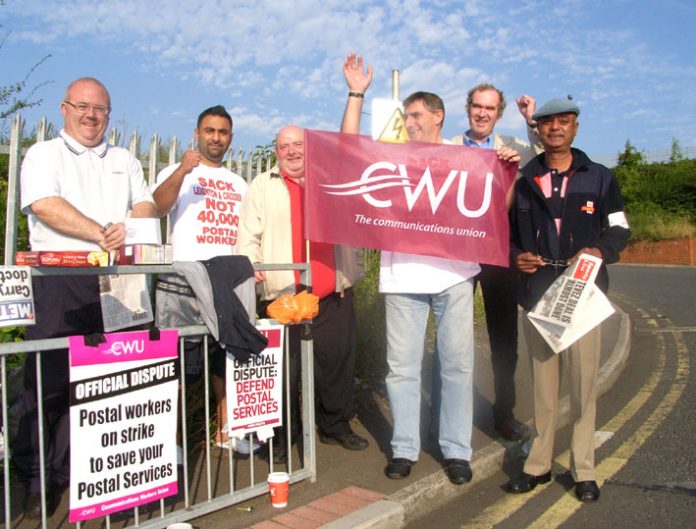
<box><xmin>385</xmin><ymin>279</ymin><xmax>475</xmax><ymax>461</ymax></box>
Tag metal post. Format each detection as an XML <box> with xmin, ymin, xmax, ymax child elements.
<box><xmin>226</xmin><ymin>147</ymin><xmax>233</xmax><ymax>171</ymax></box>
<box><xmin>179</xmin><ymin>338</ymin><xmax>191</xmax><ymax>508</ymax></box>
<box><xmin>108</xmin><ymin>127</ymin><xmax>119</xmax><ymax>146</ymax></box>
<box><xmin>148</xmin><ymin>134</ymin><xmax>160</xmax><ymax>187</ymax></box>
<box><xmin>299</xmin><ymin>266</ymin><xmax>317</xmax><ymax>483</ymax></box>
<box><xmin>237</xmin><ymin>150</ymin><xmax>247</xmax><ymax>183</ymax></box>
<box><xmin>36</xmin><ymin>117</ymin><xmax>48</xmax><ymax>142</ymax></box>
<box><xmin>2</xmin><ymin>357</ymin><xmax>10</xmax><ymax>527</ymax></box>
<box><xmin>203</xmin><ymin>339</ymin><xmax>212</xmax><ymax>500</ymax></box>
<box><xmin>168</xmin><ymin>136</ymin><xmax>178</xmax><ymax>165</ymax></box>
<box><xmin>164</xmin><ymin>136</ymin><xmax>178</xmax><ymax>243</ymax></box>
<box><xmin>4</xmin><ymin>113</ymin><xmax>24</xmax><ymax>266</ymax></box>
<box><xmin>129</xmin><ymin>129</ymin><xmax>140</xmax><ymax>159</ymax></box>
<box><xmin>392</xmin><ymin>69</ymin><xmax>400</xmax><ymax>101</ymax></box>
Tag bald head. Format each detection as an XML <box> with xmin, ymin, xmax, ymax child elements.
<box><xmin>64</xmin><ymin>77</ymin><xmax>111</xmax><ymax>108</ymax></box>
<box><xmin>275</xmin><ymin>125</ymin><xmax>305</xmax><ymax>183</ymax></box>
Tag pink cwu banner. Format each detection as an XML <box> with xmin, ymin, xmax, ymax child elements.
<box><xmin>304</xmin><ymin>130</ymin><xmax>517</xmax><ymax>266</ymax></box>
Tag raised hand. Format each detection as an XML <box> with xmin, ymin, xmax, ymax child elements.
<box><xmin>343</xmin><ymin>52</ymin><xmax>373</xmax><ymax>94</ymax></box>
<box><xmin>516</xmin><ymin>95</ymin><xmax>537</xmax><ymax>126</ymax></box>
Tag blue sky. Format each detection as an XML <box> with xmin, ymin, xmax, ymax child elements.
<box><xmin>2</xmin><ymin>0</ymin><xmax>695</xmax><ymax>164</ymax></box>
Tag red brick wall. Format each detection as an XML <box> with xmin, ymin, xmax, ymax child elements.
<box><xmin>619</xmin><ymin>237</ymin><xmax>696</xmax><ymax>265</ymax></box>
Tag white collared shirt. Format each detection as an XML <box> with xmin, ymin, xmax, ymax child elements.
<box><xmin>20</xmin><ymin>129</ymin><xmax>154</xmax><ymax>251</ymax></box>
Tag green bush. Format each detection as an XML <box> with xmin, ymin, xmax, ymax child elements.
<box><xmin>354</xmin><ymin>250</ymin><xmax>386</xmax><ymax>388</ymax></box>
<box><xmin>0</xmin><ymin>153</ymin><xmax>29</xmax><ymax>263</ymax></box>
<box><xmin>622</xmin><ymin>207</ymin><xmax>695</xmax><ymax>241</ymax></box>
<box><xmin>615</xmin><ymin>152</ymin><xmax>696</xmax><ymax>241</ymax></box>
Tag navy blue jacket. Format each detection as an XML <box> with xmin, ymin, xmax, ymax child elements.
<box><xmin>510</xmin><ymin>148</ymin><xmax>631</xmax><ymax>310</ymax></box>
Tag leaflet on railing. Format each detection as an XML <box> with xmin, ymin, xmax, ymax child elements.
<box><xmin>527</xmin><ymin>254</ymin><xmax>614</xmax><ymax>353</ymax></box>
<box><xmin>0</xmin><ymin>266</ymin><xmax>34</xmax><ymax>327</ymax></box>
<box><xmin>68</xmin><ymin>330</ymin><xmax>179</xmax><ymax>522</ymax></box>
<box><xmin>227</xmin><ymin>321</ymin><xmax>285</xmax><ymax>442</ymax></box>
<box><xmin>99</xmin><ymin>274</ymin><xmax>154</xmax><ymax>332</ymax></box>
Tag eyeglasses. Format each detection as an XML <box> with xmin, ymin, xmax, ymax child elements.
<box><xmin>541</xmin><ymin>257</ymin><xmax>569</xmax><ymax>268</ymax></box>
<box><xmin>536</xmin><ymin>229</ymin><xmax>570</xmax><ymax>268</ymax></box>
<box><xmin>63</xmin><ymin>100</ymin><xmax>111</xmax><ymax>116</ymax></box>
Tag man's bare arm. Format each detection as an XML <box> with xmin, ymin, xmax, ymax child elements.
<box><xmin>131</xmin><ymin>201</ymin><xmax>159</xmax><ymax>218</ymax></box>
<box><xmin>152</xmin><ymin>150</ymin><xmax>201</xmax><ymax>215</ymax></box>
<box><xmin>341</xmin><ymin>52</ymin><xmax>373</xmax><ymax>134</ymax></box>
<box><xmin>30</xmin><ymin>196</ymin><xmax>106</xmax><ymax>246</ymax></box>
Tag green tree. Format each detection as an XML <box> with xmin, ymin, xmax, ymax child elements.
<box><xmin>616</xmin><ymin>140</ymin><xmax>646</xmax><ymax>168</ymax></box>
<box><xmin>615</xmin><ymin>141</ymin><xmax>645</xmax><ymax>209</ymax></box>
<box><xmin>669</xmin><ymin>137</ymin><xmax>684</xmax><ymax>163</ymax></box>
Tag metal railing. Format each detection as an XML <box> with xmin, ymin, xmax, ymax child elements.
<box><xmin>0</xmin><ymin>263</ymin><xmax>316</xmax><ymax>529</ymax></box>
<box><xmin>0</xmin><ymin>111</ymin><xmax>306</xmax><ymax>527</ymax></box>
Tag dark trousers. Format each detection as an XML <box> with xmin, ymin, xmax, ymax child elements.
<box><xmin>264</xmin><ymin>288</ymin><xmax>357</xmax><ymax>440</ymax></box>
<box><xmin>311</xmin><ymin>288</ymin><xmax>357</xmax><ymax>436</ymax></box>
<box><xmin>14</xmin><ymin>276</ymin><xmax>102</xmax><ymax>492</ymax></box>
<box><xmin>477</xmin><ymin>264</ymin><xmax>519</xmax><ymax>424</ymax></box>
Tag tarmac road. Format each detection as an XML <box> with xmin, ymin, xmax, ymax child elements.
<box><xmin>194</xmin><ymin>265</ymin><xmax>633</xmax><ymax>529</ymax></box>
<box><xmin>407</xmin><ymin>264</ymin><xmax>696</xmax><ymax>529</ymax></box>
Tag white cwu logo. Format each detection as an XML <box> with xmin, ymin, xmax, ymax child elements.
<box><xmin>104</xmin><ymin>340</ymin><xmax>145</xmax><ymax>356</ymax></box>
<box><xmin>319</xmin><ymin>162</ymin><xmax>493</xmax><ymax>218</ymax></box>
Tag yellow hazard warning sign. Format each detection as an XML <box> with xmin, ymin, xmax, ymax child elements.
<box><xmin>377</xmin><ymin>107</ymin><xmax>409</xmax><ymax>143</ymax></box>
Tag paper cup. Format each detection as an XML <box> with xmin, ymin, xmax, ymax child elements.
<box><xmin>267</xmin><ymin>472</ymin><xmax>289</xmax><ymax>508</ymax></box>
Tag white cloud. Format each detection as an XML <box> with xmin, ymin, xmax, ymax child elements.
<box><xmin>4</xmin><ymin>0</ymin><xmax>695</xmax><ymax>154</ymax></box>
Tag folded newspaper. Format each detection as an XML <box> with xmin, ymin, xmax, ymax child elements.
<box><xmin>527</xmin><ymin>253</ymin><xmax>614</xmax><ymax>353</ymax></box>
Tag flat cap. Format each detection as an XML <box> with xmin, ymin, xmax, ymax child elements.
<box><xmin>532</xmin><ymin>96</ymin><xmax>580</xmax><ymax>120</ymax></box>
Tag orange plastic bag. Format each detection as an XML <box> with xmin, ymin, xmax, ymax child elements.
<box><xmin>267</xmin><ymin>291</ymin><xmax>319</xmax><ymax>324</ymax></box>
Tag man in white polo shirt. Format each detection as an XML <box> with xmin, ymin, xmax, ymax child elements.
<box><xmin>152</xmin><ymin>105</ymin><xmax>249</xmax><ymax>454</ymax></box>
<box><xmin>17</xmin><ymin>77</ymin><xmax>157</xmax><ymax>518</ymax></box>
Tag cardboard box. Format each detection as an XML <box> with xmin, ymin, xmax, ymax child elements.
<box><xmin>15</xmin><ymin>251</ymin><xmax>109</xmax><ymax>267</ymax></box>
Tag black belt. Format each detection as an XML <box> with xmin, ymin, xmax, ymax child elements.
<box><xmin>155</xmin><ymin>277</ymin><xmax>195</xmax><ymax>297</ymax></box>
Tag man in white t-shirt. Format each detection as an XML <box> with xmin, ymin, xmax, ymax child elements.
<box><xmin>17</xmin><ymin>77</ymin><xmax>157</xmax><ymax>518</ymax></box>
<box><xmin>152</xmin><ymin>105</ymin><xmax>248</xmax><ymax>452</ymax></box>
<box><xmin>340</xmin><ymin>53</ymin><xmax>521</xmax><ymax>485</ymax></box>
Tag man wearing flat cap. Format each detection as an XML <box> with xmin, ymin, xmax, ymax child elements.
<box><xmin>505</xmin><ymin>97</ymin><xmax>630</xmax><ymax>502</ymax></box>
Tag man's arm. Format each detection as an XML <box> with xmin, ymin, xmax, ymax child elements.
<box><xmin>152</xmin><ymin>150</ymin><xmax>201</xmax><ymax>215</ymax></box>
<box><xmin>569</xmin><ymin>172</ymin><xmax>631</xmax><ymax>264</ymax></box>
<box><xmin>131</xmin><ymin>201</ymin><xmax>159</xmax><ymax>218</ymax></box>
<box><xmin>497</xmin><ymin>94</ymin><xmax>544</xmax><ymax>208</ymax></box>
<box><xmin>29</xmin><ymin>196</ymin><xmax>124</xmax><ymax>251</ymax></box>
<box><xmin>341</xmin><ymin>52</ymin><xmax>373</xmax><ymax>134</ymax></box>
<box><xmin>516</xmin><ymin>95</ymin><xmax>544</xmax><ymax>155</ymax></box>
<box><xmin>516</xmin><ymin>95</ymin><xmax>536</xmax><ymax>129</ymax></box>
<box><xmin>237</xmin><ymin>180</ymin><xmax>266</xmax><ymax>282</ymax></box>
